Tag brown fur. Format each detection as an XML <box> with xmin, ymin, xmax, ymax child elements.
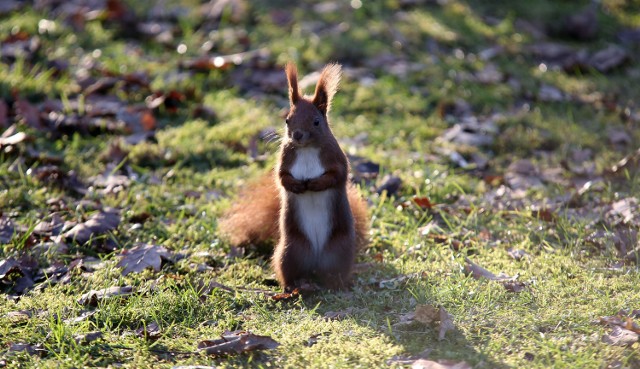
<box><xmin>219</xmin><ymin>62</ymin><xmax>369</xmax><ymax>290</ymax></box>
<box><xmin>218</xmin><ymin>173</ymin><xmax>280</xmax><ymax>245</ymax></box>
<box><xmin>218</xmin><ymin>174</ymin><xmax>368</xmax><ymax>249</ymax></box>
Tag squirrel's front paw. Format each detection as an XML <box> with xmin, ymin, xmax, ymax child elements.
<box><xmin>285</xmin><ymin>180</ymin><xmax>307</xmax><ymax>194</ymax></box>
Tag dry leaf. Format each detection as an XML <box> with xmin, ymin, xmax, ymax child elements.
<box><xmin>438</xmin><ymin>307</ymin><xmax>455</xmax><ymax>341</ymax></box>
<box><xmin>464</xmin><ymin>258</ymin><xmax>514</xmax><ymax>281</ymax></box>
<box><xmin>606</xmin><ymin>198</ymin><xmax>638</xmax><ymax>226</ymax></box>
<box><xmin>507</xmin><ymin>248</ymin><xmax>528</xmax><ymax>261</ymax></box>
<box><xmin>198</xmin><ymin>331</ymin><xmax>280</xmax><ymax>356</ymax></box>
<box><xmin>116</xmin><ymin>244</ymin><xmax>172</xmax><ymax>276</ymax></box>
<box><xmin>305</xmin><ymin>332</ymin><xmax>330</xmax><ymax>347</ymax></box>
<box><xmin>8</xmin><ymin>343</ymin><xmax>45</xmax><ymax>356</ymax></box>
<box><xmin>413</xmin><ymin>196</ymin><xmax>434</xmax><ymax>209</ymax></box>
<box><xmin>136</xmin><ymin>321</ymin><xmax>162</xmax><ymax>340</ymax></box>
<box><xmin>598</xmin><ymin>310</ymin><xmax>640</xmax><ymax>334</ymax></box>
<box><xmin>439</xmin><ymin>118</ymin><xmax>496</xmax><ymax>147</ymax></box>
<box><xmin>376</xmin><ymin>175</ymin><xmax>402</xmax><ymax>196</ymax></box>
<box><xmin>589</xmin><ymin>45</ymin><xmax>628</xmax><ymax>73</ymax></box>
<box><xmin>505</xmin><ymin>160</ymin><xmax>543</xmax><ymax>190</ymax></box>
<box><xmin>6</xmin><ymin>310</ymin><xmax>31</xmax><ymax>323</ymax></box>
<box><xmin>15</xmin><ymin>99</ymin><xmax>43</xmax><ymax>129</ymax></box>
<box><xmin>74</xmin><ymin>331</ymin><xmax>103</xmax><ymax>345</ymax></box>
<box><xmin>29</xmin><ymin>165</ymin><xmax>87</xmax><ymax>194</ymax></box>
<box><xmin>78</xmin><ymin>286</ymin><xmax>133</xmax><ymax>306</ymax></box>
<box><xmin>602</xmin><ymin>326</ymin><xmax>639</xmax><ymax>346</ymax></box>
<box><xmin>0</xmin><ymin>258</ymin><xmax>21</xmax><ymax>279</ymax></box>
<box><xmin>532</xmin><ymin>209</ymin><xmax>556</xmax><ymax>222</ymax></box>
<box><xmin>271</xmin><ymin>288</ymin><xmax>300</xmax><ymax>301</ymax></box>
<box><xmin>64</xmin><ymin>309</ymin><xmax>98</xmax><ymax>324</ymax></box>
<box><xmin>414</xmin><ymin>304</ymin><xmax>440</xmax><ymax>324</ymax></box>
<box><xmin>502</xmin><ymin>281</ymin><xmax>526</xmax><ymax>293</ymax></box>
<box><xmin>0</xmin><ymin>217</ymin><xmax>15</xmax><ymax>243</ymax></box>
<box><xmin>62</xmin><ymin>208</ymin><xmax>120</xmax><ymax>245</ymax></box>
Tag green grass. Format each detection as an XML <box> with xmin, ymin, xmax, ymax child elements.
<box><xmin>1</xmin><ymin>0</ymin><xmax>639</xmax><ymax>368</ymax></box>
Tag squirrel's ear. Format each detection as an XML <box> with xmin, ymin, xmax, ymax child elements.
<box><xmin>312</xmin><ymin>63</ymin><xmax>341</xmax><ymax>115</ymax></box>
<box><xmin>285</xmin><ymin>62</ymin><xmax>300</xmax><ymax>106</ymax></box>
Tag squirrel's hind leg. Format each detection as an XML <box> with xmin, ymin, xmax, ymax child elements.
<box><xmin>272</xmin><ymin>233</ymin><xmax>314</xmax><ymax>291</ymax></box>
<box><xmin>317</xmin><ymin>232</ymin><xmax>356</xmax><ymax>290</ymax></box>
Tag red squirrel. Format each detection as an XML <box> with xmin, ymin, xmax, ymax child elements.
<box><xmin>219</xmin><ymin>62</ymin><xmax>368</xmax><ymax>290</ymax></box>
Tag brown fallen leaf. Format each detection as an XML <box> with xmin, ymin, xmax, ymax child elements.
<box><xmin>438</xmin><ymin>118</ymin><xmax>496</xmax><ymax>147</ymax></box>
<box><xmin>505</xmin><ymin>159</ymin><xmax>543</xmax><ymax>190</ymax></box>
<box><xmin>350</xmin><ymin>157</ymin><xmax>380</xmax><ymax>183</ymax></box>
<box><xmin>376</xmin><ymin>175</ymin><xmax>402</xmax><ymax>196</ymax></box>
<box><xmin>63</xmin><ymin>309</ymin><xmax>98</xmax><ymax>324</ymax></box>
<box><xmin>465</xmin><ymin>258</ymin><xmax>526</xmax><ymax>292</ymax></box>
<box><xmin>438</xmin><ymin>306</ymin><xmax>455</xmax><ymax>341</ymax></box>
<box><xmin>606</xmin><ymin>198</ymin><xmax>638</xmax><ymax>226</ymax></box>
<box><xmin>271</xmin><ymin>288</ymin><xmax>300</xmax><ymax>301</ymax></box>
<box><xmin>598</xmin><ymin>310</ymin><xmax>640</xmax><ymax>334</ymax></box>
<box><xmin>608</xmin><ymin>128</ymin><xmax>631</xmax><ymax>147</ymax></box>
<box><xmin>62</xmin><ymin>208</ymin><xmax>120</xmax><ymax>245</ymax></box>
<box><xmin>136</xmin><ymin>321</ymin><xmax>162</xmax><ymax>340</ymax></box>
<box><xmin>502</xmin><ymin>281</ymin><xmax>527</xmax><ymax>293</ymax></box>
<box><xmin>15</xmin><ymin>98</ymin><xmax>43</xmax><ymax>130</ymax></box>
<box><xmin>464</xmin><ymin>258</ymin><xmax>514</xmax><ymax>281</ymax></box>
<box><xmin>29</xmin><ymin>165</ymin><xmax>87</xmax><ymax>194</ymax></box>
<box><xmin>74</xmin><ymin>331</ymin><xmax>103</xmax><ymax>345</ymax></box>
<box><xmin>411</xmin><ymin>359</ymin><xmax>472</xmax><ymax>369</ymax></box>
<box><xmin>78</xmin><ymin>286</ymin><xmax>133</xmax><ymax>306</ymax></box>
<box><xmin>602</xmin><ymin>326</ymin><xmax>639</xmax><ymax>346</ymax></box>
<box><xmin>0</xmin><ymin>217</ymin><xmax>15</xmax><ymax>243</ymax></box>
<box><xmin>413</xmin><ymin>196</ymin><xmax>434</xmax><ymax>209</ymax></box>
<box><xmin>8</xmin><ymin>343</ymin><xmax>45</xmax><ymax>356</ymax></box>
<box><xmin>33</xmin><ymin>213</ymin><xmax>64</xmax><ymax>236</ymax></box>
<box><xmin>305</xmin><ymin>332</ymin><xmax>330</xmax><ymax>347</ymax></box>
<box><xmin>589</xmin><ymin>45</ymin><xmax>628</xmax><ymax>73</ymax></box>
<box><xmin>197</xmin><ymin>331</ymin><xmax>280</xmax><ymax>356</ymax></box>
<box><xmin>507</xmin><ymin>248</ymin><xmax>528</xmax><ymax>261</ymax></box>
<box><xmin>396</xmin><ymin>304</ymin><xmax>455</xmax><ymax>341</ymax></box>
<box><xmin>6</xmin><ymin>310</ymin><xmax>31</xmax><ymax>323</ymax></box>
<box><xmin>116</xmin><ymin>243</ymin><xmax>172</xmax><ymax>276</ymax></box>
<box><xmin>532</xmin><ymin>208</ymin><xmax>556</xmax><ymax>222</ymax></box>
<box><xmin>414</xmin><ymin>304</ymin><xmax>440</xmax><ymax>324</ymax></box>
<box><xmin>607</xmin><ymin>148</ymin><xmax>640</xmax><ymax>176</ymax></box>
<box><xmin>0</xmin><ymin>258</ymin><xmax>22</xmax><ymax>280</ymax></box>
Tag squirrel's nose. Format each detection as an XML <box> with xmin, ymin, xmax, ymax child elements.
<box><xmin>292</xmin><ymin>131</ymin><xmax>303</xmax><ymax>141</ymax></box>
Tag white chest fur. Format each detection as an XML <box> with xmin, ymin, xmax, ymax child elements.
<box><xmin>290</xmin><ymin>147</ymin><xmax>324</xmax><ymax>180</ymax></box>
<box><xmin>289</xmin><ymin>148</ymin><xmax>332</xmax><ymax>254</ymax></box>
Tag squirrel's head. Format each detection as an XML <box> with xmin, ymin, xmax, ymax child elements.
<box><xmin>284</xmin><ymin>62</ymin><xmax>341</xmax><ymax>148</ymax></box>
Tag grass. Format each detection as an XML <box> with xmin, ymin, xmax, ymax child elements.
<box><xmin>1</xmin><ymin>0</ymin><xmax>639</xmax><ymax>368</ymax></box>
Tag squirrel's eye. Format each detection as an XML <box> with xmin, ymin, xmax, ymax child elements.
<box><xmin>314</xmin><ymin>118</ymin><xmax>320</xmax><ymax>126</ymax></box>
<box><xmin>285</xmin><ymin>118</ymin><xmax>290</xmax><ymax>125</ymax></box>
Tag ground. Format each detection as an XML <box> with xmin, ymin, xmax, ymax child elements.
<box><xmin>0</xmin><ymin>0</ymin><xmax>639</xmax><ymax>368</ymax></box>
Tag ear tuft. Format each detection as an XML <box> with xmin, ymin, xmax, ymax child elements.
<box><xmin>285</xmin><ymin>62</ymin><xmax>300</xmax><ymax>106</ymax></box>
<box><xmin>312</xmin><ymin>63</ymin><xmax>341</xmax><ymax>115</ymax></box>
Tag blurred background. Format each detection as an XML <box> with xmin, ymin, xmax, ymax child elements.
<box><xmin>1</xmin><ymin>2</ymin><xmax>639</xmax><ymax>367</ymax></box>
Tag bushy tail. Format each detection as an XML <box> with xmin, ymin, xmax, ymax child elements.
<box><xmin>218</xmin><ymin>173</ymin><xmax>281</xmax><ymax>246</ymax></box>
<box><xmin>218</xmin><ymin>173</ymin><xmax>369</xmax><ymax>249</ymax></box>
<box><xmin>348</xmin><ymin>183</ymin><xmax>370</xmax><ymax>251</ymax></box>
